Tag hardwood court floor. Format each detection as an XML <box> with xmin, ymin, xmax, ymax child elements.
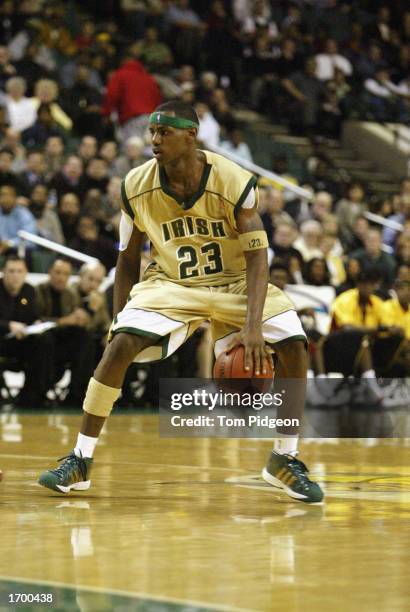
<box><xmin>0</xmin><ymin>412</ymin><xmax>410</xmax><ymax>612</ymax></box>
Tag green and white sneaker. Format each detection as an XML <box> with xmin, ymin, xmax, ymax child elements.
<box><xmin>38</xmin><ymin>451</ymin><xmax>93</xmax><ymax>494</ymax></box>
<box><xmin>262</xmin><ymin>451</ymin><xmax>324</xmax><ymax>503</ymax></box>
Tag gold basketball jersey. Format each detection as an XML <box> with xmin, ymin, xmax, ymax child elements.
<box><xmin>121</xmin><ymin>150</ymin><xmax>259</xmax><ymax>286</ymax></box>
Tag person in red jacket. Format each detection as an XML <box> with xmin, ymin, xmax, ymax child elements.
<box><xmin>102</xmin><ymin>51</ymin><xmax>162</xmax><ymax>143</ymax></box>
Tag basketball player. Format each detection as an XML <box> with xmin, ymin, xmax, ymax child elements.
<box><xmin>38</xmin><ymin>101</ymin><xmax>323</xmax><ymax>503</ymax></box>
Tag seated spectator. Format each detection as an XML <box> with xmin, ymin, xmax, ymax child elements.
<box><xmin>4</xmin><ymin>76</ymin><xmax>37</xmax><ymax>133</ymax></box>
<box><xmin>99</xmin><ymin>141</ymin><xmax>119</xmax><ymax>176</ymax></box>
<box><xmin>336</xmin><ymin>182</ymin><xmax>368</xmax><ymax>246</ymax></box>
<box><xmin>71</xmin><ymin>261</ymin><xmax>111</xmax><ymax>362</ymax></box>
<box><xmin>303</xmin><ymin>257</ymin><xmax>331</xmax><ymax>286</ymax></box>
<box><xmin>269</xmin><ymin>258</ymin><xmax>290</xmax><ymax>290</ymax></box>
<box><xmin>396</xmin><ymin>236</ymin><xmax>410</xmax><ymax>267</ymax></box>
<box><xmin>336</xmin><ymin>258</ymin><xmax>361</xmax><ymax>295</ymax></box>
<box><xmin>271</xmin><ymin>221</ymin><xmax>304</xmax><ymax>280</ymax></box>
<box><xmin>0</xmin><ymin>45</ymin><xmax>16</xmax><ymax>91</ymax></box>
<box><xmin>32</xmin><ymin>78</ymin><xmax>72</xmax><ymax>132</ymax></box>
<box><xmin>0</xmin><ymin>183</ymin><xmax>37</xmax><ymax>254</ymax></box>
<box><xmin>195</xmin><ymin>102</ymin><xmax>220</xmax><ymax>148</ymax></box>
<box><xmin>112</xmin><ymin>136</ymin><xmax>146</xmax><ymax>176</ymax></box>
<box><xmin>13</xmin><ymin>41</ymin><xmax>52</xmax><ymax>96</ymax></box>
<box><xmin>61</xmin><ymin>64</ymin><xmax>103</xmax><ymax>138</ymax></box>
<box><xmin>281</xmin><ymin>58</ymin><xmax>324</xmax><ymax>135</ymax></box>
<box><xmin>44</xmin><ymin>136</ymin><xmax>65</xmax><ymax>180</ymax></box>
<box><xmin>35</xmin><ymin>258</ymin><xmax>94</xmax><ymax>405</ymax></box>
<box><xmin>220</xmin><ymin>128</ymin><xmax>253</xmax><ymax>162</ymax></box>
<box><xmin>364</xmin><ymin>68</ymin><xmax>407</xmax><ymax>122</ymax></box>
<box><xmin>2</xmin><ymin>130</ymin><xmax>26</xmax><ymax>174</ymax></box>
<box><xmin>210</xmin><ymin>89</ymin><xmax>235</xmax><ymax>132</ymax></box>
<box><xmin>382</xmin><ymin>265</ymin><xmax>410</xmax><ymax>375</ymax></box>
<box><xmin>320</xmin><ymin>232</ymin><xmax>346</xmax><ymax>287</ymax></box>
<box><xmin>351</xmin><ymin>227</ymin><xmax>396</xmax><ymax>295</ymax></box>
<box><xmin>134</xmin><ymin>26</ymin><xmax>173</xmax><ymax>73</ymax></box>
<box><xmin>22</xmin><ymin>103</ymin><xmax>65</xmax><ymax>149</ymax></box>
<box><xmin>29</xmin><ymin>184</ymin><xmax>64</xmax><ymax>244</ymax></box>
<box><xmin>18</xmin><ymin>150</ymin><xmax>46</xmax><ymax>197</ymax></box>
<box><xmin>0</xmin><ymin>147</ymin><xmax>22</xmax><ymax>191</ymax></box>
<box><xmin>383</xmin><ymin>187</ymin><xmax>410</xmax><ymax>248</ymax></box>
<box><xmin>301</xmin><ymin>191</ymin><xmax>333</xmax><ymax>224</ymax></box>
<box><xmin>315</xmin><ymin>38</ymin><xmax>353</xmax><ymax>82</ymax></box>
<box><xmin>49</xmin><ymin>155</ymin><xmax>86</xmax><ymax>201</ymax></box>
<box><xmin>315</xmin><ymin>270</ymin><xmax>403</xmax><ymax>404</ymax></box>
<box><xmin>293</xmin><ymin>220</ymin><xmax>323</xmax><ymax>262</ymax></box>
<box><xmin>0</xmin><ymin>255</ymin><xmax>52</xmax><ymax>406</ymax></box>
<box><xmin>82</xmin><ymin>156</ymin><xmax>109</xmax><ymax>193</ymax></box>
<box><xmin>57</xmin><ymin>192</ymin><xmax>81</xmax><ymax>243</ymax></box>
<box><xmin>68</xmin><ymin>216</ymin><xmax>117</xmax><ymax>272</ymax></box>
<box><xmin>165</xmin><ymin>0</ymin><xmax>204</xmax><ymax>65</ymax></box>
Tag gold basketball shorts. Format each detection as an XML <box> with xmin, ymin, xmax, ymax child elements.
<box><xmin>111</xmin><ymin>275</ymin><xmax>306</xmax><ymax>362</ymax></box>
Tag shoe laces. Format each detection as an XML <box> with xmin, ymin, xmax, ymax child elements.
<box><xmin>283</xmin><ymin>454</ymin><xmax>309</xmax><ymax>478</ymax></box>
<box><xmin>51</xmin><ymin>451</ymin><xmax>87</xmax><ymax>481</ymax></box>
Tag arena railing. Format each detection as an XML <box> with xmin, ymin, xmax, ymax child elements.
<box><xmin>208</xmin><ymin>144</ymin><xmax>403</xmax><ymax>237</ymax></box>
<box><xmin>18</xmin><ymin>230</ymin><xmax>99</xmax><ymax>264</ymax></box>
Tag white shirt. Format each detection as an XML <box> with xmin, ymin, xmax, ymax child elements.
<box><xmin>315</xmin><ymin>53</ymin><xmax>353</xmax><ymax>81</ymax></box>
<box><xmin>197</xmin><ymin>112</ymin><xmax>220</xmax><ymax>148</ymax></box>
<box><xmin>6</xmin><ymin>96</ymin><xmax>37</xmax><ymax>132</ymax></box>
<box><xmin>220</xmin><ymin>140</ymin><xmax>253</xmax><ymax>162</ymax></box>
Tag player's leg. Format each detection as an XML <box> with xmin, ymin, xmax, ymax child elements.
<box><xmin>38</xmin><ymin>332</ymin><xmax>155</xmax><ymax>493</ymax></box>
<box><xmin>38</xmin><ymin>277</ymin><xmax>209</xmax><ymax>494</ymax></box>
<box><xmin>261</xmin><ymin>338</ymin><xmax>323</xmax><ymax>503</ymax></box>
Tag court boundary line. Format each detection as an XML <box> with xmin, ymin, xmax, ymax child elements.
<box><xmin>0</xmin><ymin>575</ymin><xmax>255</xmax><ymax>612</ymax></box>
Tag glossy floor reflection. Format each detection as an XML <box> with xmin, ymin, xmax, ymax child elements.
<box><xmin>1</xmin><ymin>413</ymin><xmax>410</xmax><ymax>612</ymax></box>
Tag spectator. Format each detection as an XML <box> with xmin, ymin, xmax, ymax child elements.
<box><xmin>4</xmin><ymin>77</ymin><xmax>36</xmax><ymax>133</ymax></box>
<box><xmin>364</xmin><ymin>68</ymin><xmax>407</xmax><ymax>121</ymax></box>
<box><xmin>220</xmin><ymin>128</ymin><xmax>253</xmax><ymax>162</ymax></box>
<box><xmin>61</xmin><ymin>65</ymin><xmax>103</xmax><ymax>138</ymax></box>
<box><xmin>0</xmin><ymin>45</ymin><xmax>16</xmax><ymax>91</ymax></box>
<box><xmin>68</xmin><ymin>215</ymin><xmax>117</xmax><ymax>272</ymax></box>
<box><xmin>35</xmin><ymin>258</ymin><xmax>95</xmax><ymax>405</ymax></box>
<box><xmin>21</xmin><ymin>103</ymin><xmax>64</xmax><ymax>149</ymax></box>
<box><xmin>293</xmin><ymin>220</ymin><xmax>323</xmax><ymax>262</ymax></box>
<box><xmin>111</xmin><ymin>136</ymin><xmax>146</xmax><ymax>176</ymax></box>
<box><xmin>315</xmin><ymin>38</ymin><xmax>353</xmax><ymax>82</ymax></box>
<box><xmin>336</xmin><ymin>182</ymin><xmax>368</xmax><ymax>246</ymax></box>
<box><xmin>82</xmin><ymin>157</ymin><xmax>109</xmax><ymax>193</ymax></box>
<box><xmin>44</xmin><ymin>136</ymin><xmax>65</xmax><ymax>180</ymax></box>
<box><xmin>336</xmin><ymin>258</ymin><xmax>362</xmax><ymax>295</ymax></box>
<box><xmin>196</xmin><ymin>102</ymin><xmax>220</xmax><ymax>148</ymax></box>
<box><xmin>0</xmin><ymin>147</ymin><xmax>22</xmax><ymax>191</ymax></box>
<box><xmin>13</xmin><ymin>41</ymin><xmax>51</xmax><ymax>95</ymax></box>
<box><xmin>71</xmin><ymin>261</ymin><xmax>111</xmax><ymax>361</ymax></box>
<box><xmin>0</xmin><ymin>255</ymin><xmax>52</xmax><ymax>406</ymax></box>
<box><xmin>351</xmin><ymin>227</ymin><xmax>396</xmax><ymax>293</ymax></box>
<box><xmin>29</xmin><ymin>184</ymin><xmax>64</xmax><ymax>244</ymax></box>
<box><xmin>282</xmin><ymin>57</ymin><xmax>324</xmax><ymax>134</ymax></box>
<box><xmin>271</xmin><ymin>221</ymin><xmax>304</xmax><ymax>274</ymax></box>
<box><xmin>49</xmin><ymin>155</ymin><xmax>86</xmax><ymax>201</ymax></box>
<box><xmin>99</xmin><ymin>141</ymin><xmax>119</xmax><ymax>176</ymax></box>
<box><xmin>134</xmin><ymin>26</ymin><xmax>173</xmax><ymax>73</ymax></box>
<box><xmin>269</xmin><ymin>258</ymin><xmax>291</xmax><ymax>290</ymax></box>
<box><xmin>303</xmin><ymin>257</ymin><xmax>331</xmax><ymax>286</ymax></box>
<box><xmin>78</xmin><ymin>136</ymin><xmax>98</xmax><ymax>167</ymax></box>
<box><xmin>302</xmin><ymin>191</ymin><xmax>333</xmax><ymax>224</ymax></box>
<box><xmin>196</xmin><ymin>71</ymin><xmax>218</xmax><ymax>106</ymax></box>
<box><xmin>165</xmin><ymin>0</ymin><xmax>204</xmax><ymax>65</ymax></box>
<box><xmin>19</xmin><ymin>150</ymin><xmax>46</xmax><ymax>197</ymax></box>
<box><xmin>32</xmin><ymin>79</ymin><xmax>73</xmax><ymax>133</ymax></box>
<box><xmin>320</xmin><ymin>233</ymin><xmax>346</xmax><ymax>286</ymax></box>
<box><xmin>58</xmin><ymin>192</ymin><xmax>81</xmax><ymax>243</ymax></box>
<box><xmin>102</xmin><ymin>50</ymin><xmax>162</xmax><ymax>141</ymax></box>
<box><xmin>0</xmin><ymin>183</ymin><xmax>37</xmax><ymax>254</ymax></box>
<box><xmin>383</xmin><ymin>190</ymin><xmax>410</xmax><ymax>248</ymax></box>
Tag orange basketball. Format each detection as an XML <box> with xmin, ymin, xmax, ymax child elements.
<box><xmin>213</xmin><ymin>345</ymin><xmax>273</xmax><ymax>393</ymax></box>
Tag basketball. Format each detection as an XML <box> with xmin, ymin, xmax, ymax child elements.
<box><xmin>213</xmin><ymin>345</ymin><xmax>274</xmax><ymax>393</ymax></box>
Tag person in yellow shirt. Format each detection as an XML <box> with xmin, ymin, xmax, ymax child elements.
<box><xmin>315</xmin><ymin>270</ymin><xmax>404</xmax><ymax>405</ymax></box>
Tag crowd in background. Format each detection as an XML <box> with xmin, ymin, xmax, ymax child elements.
<box><xmin>0</xmin><ymin>0</ymin><xmax>409</xmax><ymax>408</ymax></box>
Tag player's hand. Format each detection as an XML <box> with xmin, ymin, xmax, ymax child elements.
<box><xmin>9</xmin><ymin>321</ymin><xmax>27</xmax><ymax>339</ymax></box>
<box><xmin>225</xmin><ymin>327</ymin><xmax>271</xmax><ymax>375</ymax></box>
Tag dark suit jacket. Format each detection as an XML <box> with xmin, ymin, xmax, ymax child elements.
<box><xmin>0</xmin><ymin>280</ymin><xmax>37</xmax><ymax>337</ymax></box>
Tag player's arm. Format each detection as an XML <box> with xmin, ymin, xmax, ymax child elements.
<box><xmin>113</xmin><ymin>205</ymin><xmax>145</xmax><ymax>318</ymax></box>
<box><xmin>227</xmin><ymin>204</ymin><xmax>271</xmax><ymax>375</ymax></box>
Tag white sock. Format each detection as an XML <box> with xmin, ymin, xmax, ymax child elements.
<box><xmin>362</xmin><ymin>369</ymin><xmax>376</xmax><ymax>379</ymax></box>
<box><xmin>74</xmin><ymin>433</ymin><xmax>98</xmax><ymax>459</ymax></box>
<box><xmin>274</xmin><ymin>434</ymin><xmax>299</xmax><ymax>456</ymax></box>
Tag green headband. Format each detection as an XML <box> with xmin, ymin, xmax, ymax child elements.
<box><xmin>149</xmin><ymin>112</ymin><xmax>199</xmax><ymax>130</ymax></box>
